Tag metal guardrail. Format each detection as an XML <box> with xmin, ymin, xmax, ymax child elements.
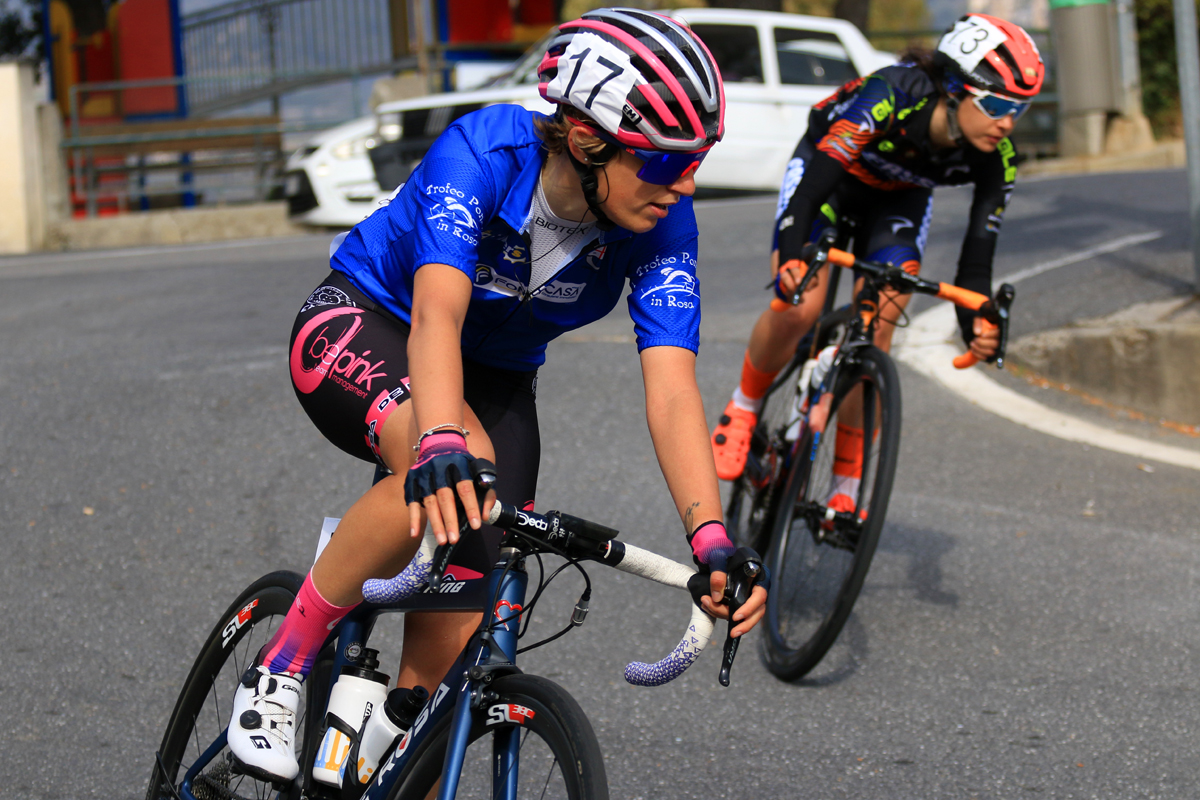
<box><xmin>64</xmin><ymin>75</ymin><xmax>372</xmax><ymax>217</ymax></box>
<box><xmin>182</xmin><ymin>0</ymin><xmax>396</xmax><ymax>114</ymax></box>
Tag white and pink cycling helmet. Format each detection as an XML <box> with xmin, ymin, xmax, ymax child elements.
<box><xmin>538</xmin><ymin>8</ymin><xmax>725</xmax><ymax>154</ymax></box>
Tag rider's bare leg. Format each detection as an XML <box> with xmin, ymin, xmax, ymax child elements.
<box><xmin>310</xmin><ymin>399</ymin><xmax>493</xmax><ymax>692</ymax></box>
<box><xmin>744</xmin><ymin>251</ymin><xmax>829</xmax><ymax>376</ymax></box>
<box><xmin>839</xmin><ymin>284</ymin><xmax>913</xmax><ymax>426</ymax></box>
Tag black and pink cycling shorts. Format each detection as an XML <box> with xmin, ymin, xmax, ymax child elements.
<box><xmin>289</xmin><ymin>272</ymin><xmax>541</xmax><ymax>572</ymax></box>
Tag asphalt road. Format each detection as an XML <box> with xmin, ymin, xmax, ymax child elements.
<box><xmin>1</xmin><ymin>168</ymin><xmax>1198</xmax><ymax>800</ymax></box>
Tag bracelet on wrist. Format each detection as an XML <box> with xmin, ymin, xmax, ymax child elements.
<box><xmin>412</xmin><ymin>424</ymin><xmax>470</xmax><ymax>451</ymax></box>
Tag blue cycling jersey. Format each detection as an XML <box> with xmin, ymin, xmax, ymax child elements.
<box><xmin>331</xmin><ymin>104</ymin><xmax>702</xmax><ymax>372</ymax></box>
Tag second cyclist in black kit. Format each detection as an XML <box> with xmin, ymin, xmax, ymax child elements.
<box><xmin>710</xmin><ymin>13</ymin><xmax>1045</xmax><ymax>506</ymax></box>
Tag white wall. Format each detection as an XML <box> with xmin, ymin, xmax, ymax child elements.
<box><xmin>0</xmin><ymin>60</ymin><xmax>46</xmax><ymax>254</ymax></box>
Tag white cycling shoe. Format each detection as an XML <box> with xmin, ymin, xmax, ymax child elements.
<box><xmin>228</xmin><ymin>664</ymin><xmax>303</xmax><ymax>783</ymax></box>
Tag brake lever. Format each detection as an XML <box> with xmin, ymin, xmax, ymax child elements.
<box><xmin>429</xmin><ymin>459</ymin><xmax>498</xmax><ymax>592</ymax></box>
<box><xmin>979</xmin><ymin>283</ymin><xmax>1015</xmax><ymax>368</ymax></box>
<box><xmin>718</xmin><ymin>547</ymin><xmax>764</xmax><ymax>687</ymax></box>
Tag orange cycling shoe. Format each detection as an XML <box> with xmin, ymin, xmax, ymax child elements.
<box><xmin>711</xmin><ymin>401</ymin><xmax>758</xmax><ymax>481</ymax></box>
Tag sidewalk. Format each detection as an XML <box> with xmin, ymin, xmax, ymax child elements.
<box><xmin>894</xmin><ymin>162</ymin><xmax>1200</xmax><ymax>468</ymax></box>
<box><xmin>1021</xmin><ymin>139</ymin><xmax>1186</xmax><ymax>178</ymax></box>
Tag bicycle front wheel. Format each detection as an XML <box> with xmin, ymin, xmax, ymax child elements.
<box><xmin>725</xmin><ymin>306</ymin><xmax>855</xmax><ymax>554</ymax></box>
<box><xmin>724</xmin><ymin>362</ymin><xmax>802</xmax><ymax>554</ymax></box>
<box><xmin>146</xmin><ymin>570</ymin><xmax>325</xmax><ymax>800</ymax></box>
<box><xmin>389</xmin><ymin>674</ymin><xmax>608</xmax><ymax>800</ymax></box>
<box><xmin>762</xmin><ymin>345</ymin><xmax>901</xmax><ymax>681</ymax></box>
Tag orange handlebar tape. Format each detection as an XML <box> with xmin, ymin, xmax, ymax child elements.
<box><xmin>770</xmin><ymin>259</ymin><xmax>809</xmax><ymax>312</ymax></box>
<box><xmin>936</xmin><ymin>283</ymin><xmax>988</xmax><ymax>310</ymax></box>
<box><xmin>953</xmin><ymin>319</ymin><xmax>1000</xmax><ymax>369</ymax></box>
<box><xmin>827</xmin><ymin>248</ymin><xmax>856</xmax><ymax>268</ymax></box>
<box><xmin>953</xmin><ymin>352</ymin><xmax>979</xmax><ymax>369</ymax></box>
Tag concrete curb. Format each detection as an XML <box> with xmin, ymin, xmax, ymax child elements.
<box><xmin>894</xmin><ymin>303</ymin><xmax>1200</xmax><ymax>472</ymax></box>
<box><xmin>1008</xmin><ymin>297</ymin><xmax>1200</xmax><ymax>428</ymax></box>
<box><xmin>45</xmin><ymin>202</ymin><xmax>308</xmax><ymax>252</ymax></box>
<box><xmin>1022</xmin><ymin>140</ymin><xmax>1186</xmax><ymax>178</ymax></box>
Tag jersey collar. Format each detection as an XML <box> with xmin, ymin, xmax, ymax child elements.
<box><xmin>498</xmin><ymin>147</ymin><xmax>633</xmax><ymax>245</ymax></box>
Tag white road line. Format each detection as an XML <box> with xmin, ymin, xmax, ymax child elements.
<box><xmin>996</xmin><ymin>230</ymin><xmax>1164</xmax><ymax>287</ymax></box>
<box><xmin>894</xmin><ymin>231</ymin><xmax>1200</xmax><ymax>471</ymax></box>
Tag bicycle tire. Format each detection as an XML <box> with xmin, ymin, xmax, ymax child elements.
<box><xmin>761</xmin><ymin>345</ymin><xmax>901</xmax><ymax>681</ymax></box>
<box><xmin>145</xmin><ymin>570</ymin><xmax>327</xmax><ymax>800</ymax></box>
<box><xmin>724</xmin><ymin>363</ymin><xmax>800</xmax><ymax>554</ymax></box>
<box><xmin>725</xmin><ymin>305</ymin><xmax>854</xmax><ymax>554</ymax></box>
<box><xmin>388</xmin><ymin>673</ymin><xmax>608</xmax><ymax>800</ymax></box>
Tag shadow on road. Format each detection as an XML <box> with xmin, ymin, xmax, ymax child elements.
<box><xmin>877</xmin><ymin>521</ymin><xmax>960</xmax><ymax>608</ymax></box>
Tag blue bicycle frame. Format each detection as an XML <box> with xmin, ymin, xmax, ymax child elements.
<box><xmin>358</xmin><ymin>547</ymin><xmax>528</xmax><ymax>800</ymax></box>
<box><xmin>176</xmin><ymin>544</ymin><xmax>527</xmax><ymax>800</ymax></box>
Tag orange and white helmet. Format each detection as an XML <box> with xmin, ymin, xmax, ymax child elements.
<box><xmin>935</xmin><ymin>13</ymin><xmax>1044</xmax><ymax>100</ymax></box>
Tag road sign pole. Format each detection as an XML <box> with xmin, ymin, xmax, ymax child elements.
<box><xmin>1175</xmin><ymin>0</ymin><xmax>1200</xmax><ymax>289</ymax></box>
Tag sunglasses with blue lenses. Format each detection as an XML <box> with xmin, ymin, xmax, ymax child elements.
<box><xmin>967</xmin><ymin>87</ymin><xmax>1031</xmax><ymax>120</ymax></box>
<box><xmin>625</xmin><ymin>146</ymin><xmax>709</xmax><ymax>185</ymax></box>
<box><xmin>585</xmin><ymin>126</ymin><xmax>710</xmax><ymax>185</ymax></box>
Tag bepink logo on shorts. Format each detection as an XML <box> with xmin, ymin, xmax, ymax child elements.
<box><xmin>290</xmin><ymin>307</ymin><xmax>388</xmax><ymax>396</ymax></box>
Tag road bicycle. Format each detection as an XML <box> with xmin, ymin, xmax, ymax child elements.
<box><xmin>724</xmin><ymin>229</ymin><xmax>1014</xmax><ymax>681</ymax></box>
<box><xmin>146</xmin><ymin>462</ymin><xmax>764</xmax><ymax>800</ymax></box>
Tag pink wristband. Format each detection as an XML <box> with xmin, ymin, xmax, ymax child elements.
<box><xmin>688</xmin><ymin>520</ymin><xmax>735</xmax><ymax>566</ymax></box>
<box><xmin>418</xmin><ymin>431</ymin><xmax>467</xmax><ymax>456</ymax></box>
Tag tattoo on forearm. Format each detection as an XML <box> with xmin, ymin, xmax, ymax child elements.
<box><xmin>684</xmin><ymin>502</ymin><xmax>700</xmax><ymax>534</ymax></box>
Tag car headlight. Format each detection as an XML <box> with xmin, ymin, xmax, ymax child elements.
<box><xmin>333</xmin><ymin>135</ymin><xmax>372</xmax><ymax>161</ymax></box>
<box><xmin>378</xmin><ymin>112</ymin><xmax>402</xmax><ymax>142</ymax></box>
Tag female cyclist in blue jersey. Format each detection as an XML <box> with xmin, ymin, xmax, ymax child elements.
<box><xmin>224</xmin><ymin>9</ymin><xmax>767</xmax><ymax>782</ymax></box>
<box><xmin>710</xmin><ymin>14</ymin><xmax>1045</xmax><ymax>504</ymax></box>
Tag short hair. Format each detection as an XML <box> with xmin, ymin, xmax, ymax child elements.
<box><xmin>534</xmin><ymin>110</ymin><xmax>617</xmax><ymax>164</ymax></box>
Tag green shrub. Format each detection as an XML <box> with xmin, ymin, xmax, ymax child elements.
<box><xmin>1138</xmin><ymin>0</ymin><xmax>1200</xmax><ymax>135</ymax></box>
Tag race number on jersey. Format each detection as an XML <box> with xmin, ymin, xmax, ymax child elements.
<box><xmin>936</xmin><ymin>16</ymin><xmax>1009</xmax><ymax>72</ymax></box>
<box><xmin>545</xmin><ymin>32</ymin><xmax>638</xmax><ymax>135</ymax></box>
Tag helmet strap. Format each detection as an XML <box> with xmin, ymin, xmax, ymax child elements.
<box><xmin>945</xmin><ymin>95</ymin><xmax>965</xmax><ymax>147</ymax></box>
<box><xmin>568</xmin><ymin>151</ymin><xmax>616</xmax><ymax>231</ymax></box>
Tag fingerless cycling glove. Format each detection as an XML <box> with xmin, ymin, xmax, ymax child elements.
<box><xmin>687</xmin><ymin>520</ymin><xmax>736</xmax><ymax>571</ymax></box>
<box><xmin>404</xmin><ymin>431</ymin><xmax>474</xmax><ymax>505</ymax></box>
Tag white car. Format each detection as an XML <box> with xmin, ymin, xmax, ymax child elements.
<box><xmin>291</xmin><ymin>10</ymin><xmax>893</xmax><ymax>226</ymax></box>
<box><xmin>284</xmin><ymin>115</ymin><xmax>382</xmax><ymax>227</ymax></box>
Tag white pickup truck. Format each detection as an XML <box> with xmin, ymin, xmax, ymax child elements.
<box><xmin>286</xmin><ymin>9</ymin><xmax>893</xmax><ymax>225</ymax></box>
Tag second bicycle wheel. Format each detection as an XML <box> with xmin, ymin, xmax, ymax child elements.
<box><xmin>724</xmin><ymin>360</ymin><xmax>803</xmax><ymax>554</ymax></box>
<box><xmin>146</xmin><ymin>570</ymin><xmax>330</xmax><ymax>800</ymax></box>
<box><xmin>388</xmin><ymin>673</ymin><xmax>608</xmax><ymax>800</ymax></box>
<box><xmin>725</xmin><ymin>305</ymin><xmax>855</xmax><ymax>555</ymax></box>
<box><xmin>762</xmin><ymin>344</ymin><xmax>901</xmax><ymax>681</ymax></box>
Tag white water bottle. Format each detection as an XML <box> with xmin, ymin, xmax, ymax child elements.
<box><xmin>809</xmin><ymin>345</ymin><xmax>837</xmax><ymax>392</ymax></box>
<box><xmin>786</xmin><ymin>346</ymin><xmax>838</xmax><ymax>442</ymax></box>
<box><xmin>312</xmin><ymin>647</ymin><xmax>389</xmax><ymax>787</ymax></box>
<box><xmin>346</xmin><ymin>685</ymin><xmax>430</xmax><ymax>786</ymax></box>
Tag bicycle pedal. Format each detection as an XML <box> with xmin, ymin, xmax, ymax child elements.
<box><xmin>226</xmin><ymin>751</ymin><xmax>294</xmax><ymax>791</ymax></box>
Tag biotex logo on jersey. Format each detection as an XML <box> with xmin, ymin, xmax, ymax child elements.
<box><xmin>426</xmin><ymin>183</ymin><xmax>483</xmax><ymax>246</ymax></box>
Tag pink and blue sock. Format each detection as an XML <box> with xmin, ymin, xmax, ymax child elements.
<box><xmin>258</xmin><ymin>573</ymin><xmax>357</xmax><ymax>677</ymax></box>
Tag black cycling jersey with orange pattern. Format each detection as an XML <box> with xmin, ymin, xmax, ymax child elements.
<box><xmin>806</xmin><ymin>64</ymin><xmax>1017</xmax><ymax>201</ymax></box>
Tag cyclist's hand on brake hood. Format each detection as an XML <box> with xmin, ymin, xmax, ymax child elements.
<box><xmin>689</xmin><ymin>521</ymin><xmax>768</xmax><ymax>638</ymax></box>
<box><xmin>968</xmin><ymin>316</ymin><xmax>1000</xmax><ymax>363</ymax></box>
<box><xmin>405</xmin><ymin>431</ymin><xmax>490</xmax><ymax>545</ymax></box>
<box><xmin>773</xmin><ymin>243</ymin><xmax>821</xmax><ymax>302</ymax></box>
